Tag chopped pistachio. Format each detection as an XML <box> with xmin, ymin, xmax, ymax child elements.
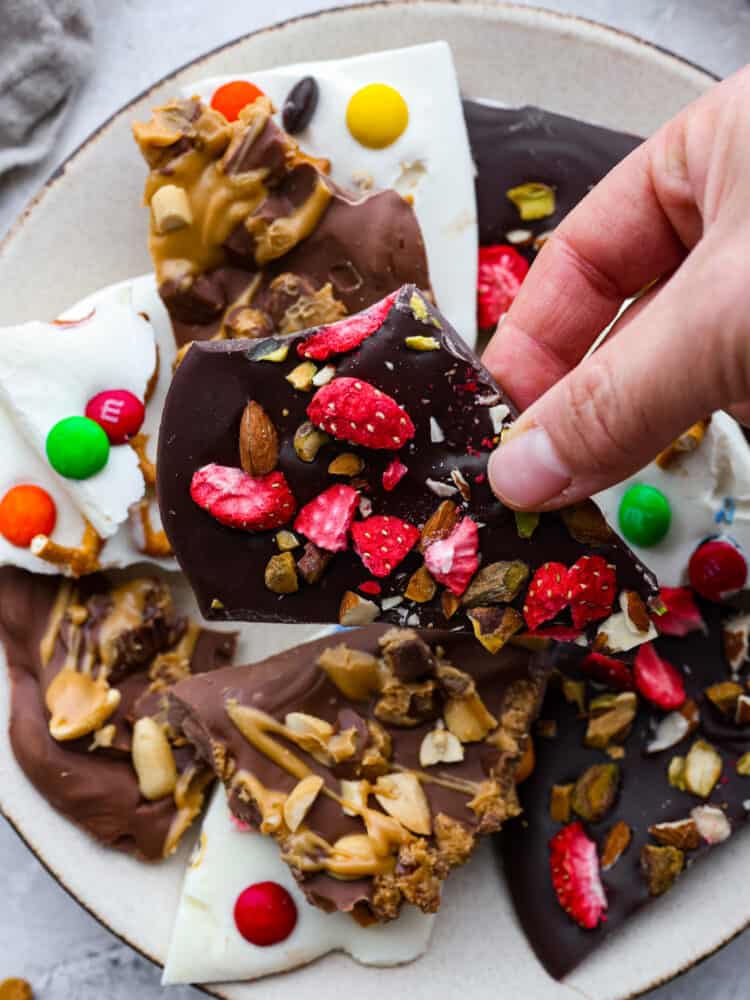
<box><xmin>561</xmin><ymin>678</ymin><xmax>586</xmax><ymax>714</ymax></box>
<box><xmin>294</xmin><ymin>422</ymin><xmax>329</xmax><ymax>462</ymax></box>
<box><xmin>549</xmin><ymin>783</ymin><xmax>573</xmax><ymax>824</ymax></box>
<box><xmin>405</xmin><ymin>565</ymin><xmax>437</xmax><ymax>603</ymax></box>
<box><xmin>409</xmin><ymin>290</ymin><xmax>441</xmax><ymax>327</ymax></box>
<box><xmin>264</xmin><ymin>552</ymin><xmax>299</xmax><ymax>594</ymax></box>
<box><xmin>704</xmin><ymin>681</ymin><xmax>743</xmax><ymax>717</ymax></box>
<box><xmin>737</xmin><ymin>752</ymin><xmax>750</xmax><ymax>776</ymax></box>
<box><xmin>506</xmin><ymin>181</ymin><xmax>556</xmax><ymax>221</ymax></box>
<box><xmin>668</xmin><ymin>755</ymin><xmax>687</xmax><ymax>791</ymax></box>
<box><xmin>257</xmin><ymin>343</ymin><xmax>289</xmax><ymax>362</ymax></box>
<box><xmin>649</xmin><ymin>818</ymin><xmax>700</xmax><ymax>851</ymax></box>
<box><xmin>585</xmin><ymin>692</ymin><xmax>637</xmax><ymax>749</ymax></box>
<box><xmin>468</xmin><ymin>606</ymin><xmax>523</xmax><ymax>654</ymax></box>
<box><xmin>641</xmin><ymin>844</ymin><xmax>684</xmax><ymax>896</ymax></box>
<box><xmin>327</xmin><ymin>452</ymin><xmax>364</xmax><ymax>477</ymax></box>
<box><xmin>683</xmin><ymin>739</ymin><xmax>722</xmax><ymax>798</ymax></box>
<box><xmin>462</xmin><ymin>560</ymin><xmax>529</xmax><ymax>608</ymax></box>
<box><xmin>405</xmin><ymin>335</ymin><xmax>440</xmax><ymax>351</ymax></box>
<box><xmin>286</xmin><ymin>361</ymin><xmax>318</xmax><ymax>391</ymax></box>
<box><xmin>514</xmin><ymin>510</ymin><xmax>540</xmax><ymax>539</ymax></box>
<box><xmin>571</xmin><ymin>763</ymin><xmax>620</xmax><ymax>823</ymax></box>
<box><xmin>275</xmin><ymin>530</ymin><xmax>300</xmax><ymax>552</ymax></box>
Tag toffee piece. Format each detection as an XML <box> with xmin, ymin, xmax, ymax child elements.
<box><xmin>158</xmin><ymin>284</ymin><xmax>658</xmax><ymax>635</ymax></box>
<box><xmin>0</xmin><ymin>567</ymin><xmax>236</xmax><ymax>860</ymax></box>
<box><xmin>132</xmin><ymin>97</ymin><xmax>429</xmax><ymax>347</ymax></box>
<box><xmin>168</xmin><ymin>625</ymin><xmax>548</xmax><ymax>920</ymax></box>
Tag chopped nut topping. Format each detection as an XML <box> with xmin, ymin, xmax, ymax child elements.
<box><xmin>375</xmin><ymin>676</ymin><xmax>438</xmax><ymax>727</ymax></box>
<box><xmin>151</xmin><ymin>183</ymin><xmax>193</xmax><ymax>234</ymax></box>
<box><xmin>549</xmin><ymin>783</ymin><xmax>573</xmax><ymax>824</ymax></box>
<box><xmin>649</xmin><ymin>818</ymin><xmax>700</xmax><ymax>851</ymax></box>
<box><xmin>379</xmin><ymin>627</ymin><xmax>436</xmax><ymax>681</ymax></box>
<box><xmin>405</xmin><ymin>335</ymin><xmax>440</xmax><ymax>351</ymax></box>
<box><xmin>284</xmin><ymin>712</ymin><xmax>334</xmax><ymax>758</ymax></box>
<box><xmin>317</xmin><ymin>644</ymin><xmax>380</xmax><ymax>701</ymax></box>
<box><xmin>467</xmin><ymin>778</ymin><xmax>520</xmax><ymax>832</ymax></box>
<box><xmin>691</xmin><ymin>804</ymin><xmax>731</xmax><ymax>844</ymax></box>
<box><xmin>514</xmin><ymin>511</ymin><xmax>539</xmax><ymax>539</ymax></box>
<box><xmin>585</xmin><ymin>692</ymin><xmax>637</xmax><ymax>749</ymax></box>
<box><xmin>88</xmin><ymin>723</ymin><xmax>116</xmax><ymax>751</ymax></box>
<box><xmin>736</xmin><ymin>694</ymin><xmax>750</xmax><ymax>725</ymax></box>
<box><xmin>327</xmin><ymin>452</ymin><xmax>364</xmax><ymax>477</ymax></box>
<box><xmin>286</xmin><ymin>360</ymin><xmax>318</xmax><ymax>391</ymax></box>
<box><xmin>468</xmin><ymin>606</ymin><xmax>524</xmax><ymax>653</ymax></box>
<box><xmin>723</xmin><ymin>612</ymin><xmax>750</xmax><ymax>675</ymax></box>
<box><xmin>275</xmin><ymin>529</ymin><xmax>300</xmax><ymax>551</ymax></box>
<box><xmin>441</xmin><ymin>590</ymin><xmax>461</xmax><ymax>619</ymax></box>
<box><xmin>704</xmin><ymin>680</ymin><xmax>743</xmax><ymax>717</ymax></box>
<box><xmin>420</xmin><ymin>720</ymin><xmax>464</xmax><ymax>767</ymax></box>
<box><xmin>737</xmin><ymin>752</ymin><xmax>750</xmax><ymax>775</ymax></box>
<box><xmin>361</xmin><ymin>720</ymin><xmax>392</xmax><ymax>777</ymax></box>
<box><xmin>374</xmin><ymin>772</ymin><xmax>432</xmax><ymax>835</ymax></box>
<box><xmin>641</xmin><ymin>844</ymin><xmax>684</xmax><ymax>896</ymax></box>
<box><xmin>283</xmin><ymin>775</ymin><xmax>325</xmax><ymax>832</ymax></box>
<box><xmin>655</xmin><ymin>418</ymin><xmax>709</xmax><ymax>468</ymax></box>
<box><xmin>668</xmin><ymin>755</ymin><xmax>687</xmax><ymax>791</ymax></box>
<box><xmin>339</xmin><ymin>590</ymin><xmax>379</xmax><ymax>626</ymax></box>
<box><xmin>433</xmin><ymin>813</ymin><xmax>474</xmax><ymax>869</ymax></box>
<box><xmin>506</xmin><ymin>181</ymin><xmax>556</xmax><ymax>220</ymax></box>
<box><xmin>45</xmin><ymin>668</ymin><xmax>121</xmax><ymax>742</ymax></box>
<box><xmin>646</xmin><ymin>699</ymin><xmax>699</xmax><ymax>754</ymax></box>
<box><xmin>461</xmin><ymin>560</ymin><xmax>529</xmax><ymax>608</ymax></box>
<box><xmin>297</xmin><ymin>541</ymin><xmax>332</xmax><ymax>584</ymax></box>
<box><xmin>571</xmin><ymin>763</ymin><xmax>620</xmax><ymax>823</ymax></box>
<box><xmin>601</xmin><ymin>820</ymin><xmax>632</xmax><ymax>870</ymax></box>
<box><xmin>264</xmin><ymin>551</ymin><xmax>299</xmax><ymax>594</ymax></box>
<box><xmin>562</xmin><ymin>678</ymin><xmax>586</xmax><ymax>714</ymax></box>
<box><xmin>683</xmin><ymin>739</ymin><xmax>722</xmax><ymax>798</ymax></box>
<box><xmin>405</xmin><ymin>565</ymin><xmax>437</xmax><ymax>603</ymax></box>
<box><xmin>239</xmin><ymin>400</ymin><xmax>279</xmax><ymax>477</ymax></box>
<box><xmin>560</xmin><ymin>500</ymin><xmax>612</xmax><ymax>545</ymax></box>
<box><xmin>132</xmin><ymin>717</ymin><xmax>178</xmax><ymax>801</ymax></box>
<box><xmin>443</xmin><ymin>683</ymin><xmax>498</xmax><ymax>743</ymax></box>
<box><xmin>294</xmin><ymin>421</ymin><xmax>330</xmax><ymax>462</ymax></box>
<box><xmin>419</xmin><ymin>500</ymin><xmax>458</xmax><ymax>551</ymax></box>
<box><xmin>328</xmin><ymin>727</ymin><xmax>359</xmax><ymax>763</ymax></box>
<box><xmin>620</xmin><ymin>590</ymin><xmax>652</xmax><ymax>633</ymax></box>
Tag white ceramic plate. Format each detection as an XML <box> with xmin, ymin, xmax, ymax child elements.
<box><xmin>0</xmin><ymin>3</ymin><xmax>737</xmax><ymax>998</ymax></box>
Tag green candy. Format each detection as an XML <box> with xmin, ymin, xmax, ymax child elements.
<box><xmin>46</xmin><ymin>416</ymin><xmax>110</xmax><ymax>480</ymax></box>
<box><xmin>618</xmin><ymin>483</ymin><xmax>671</xmax><ymax>547</ymax></box>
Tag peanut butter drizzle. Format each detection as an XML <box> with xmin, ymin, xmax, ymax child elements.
<box><xmin>248</xmin><ymin>171</ymin><xmax>332</xmax><ymax>265</ymax></box>
<box><xmin>39</xmin><ymin>581</ymin><xmax>75</xmax><ymax>667</ymax></box>
<box><xmin>393</xmin><ymin>762</ymin><xmax>481</xmax><ymax>797</ymax></box>
<box><xmin>226</xmin><ymin>702</ymin><xmax>313</xmax><ymax>782</ymax></box>
<box><xmin>97</xmin><ymin>579</ymin><xmax>159</xmax><ymax>672</ymax></box>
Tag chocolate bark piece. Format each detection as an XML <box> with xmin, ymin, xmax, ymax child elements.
<box><xmin>0</xmin><ymin>567</ymin><xmax>235</xmax><ymax>861</ymax></box>
<box><xmin>158</xmin><ymin>284</ymin><xmax>658</xmax><ymax>631</ymax></box>
<box><xmin>168</xmin><ymin>625</ymin><xmax>549</xmax><ymax>920</ymax></box>
<box><xmin>502</xmin><ymin>597</ymin><xmax>749</xmax><ymax>980</ymax></box>
<box><xmin>133</xmin><ymin>97</ymin><xmax>429</xmax><ymax>347</ymax></box>
<box><xmin>463</xmin><ymin>99</ymin><xmax>641</xmax><ymax>255</ymax></box>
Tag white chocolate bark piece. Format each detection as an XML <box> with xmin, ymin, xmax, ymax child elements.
<box><xmin>163</xmin><ymin>786</ymin><xmax>434</xmax><ymax>985</ymax></box>
<box><xmin>184</xmin><ymin>41</ymin><xmax>478</xmax><ymax>346</ymax></box>
<box><xmin>596</xmin><ymin>411</ymin><xmax>750</xmax><ymax>587</ymax></box>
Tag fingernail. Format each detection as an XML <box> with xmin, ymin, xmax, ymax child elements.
<box><xmin>488</xmin><ymin>426</ymin><xmax>572</xmax><ymax>508</ymax></box>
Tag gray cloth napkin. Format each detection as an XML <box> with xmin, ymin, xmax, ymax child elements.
<box><xmin>0</xmin><ymin>0</ymin><xmax>94</xmax><ymax>175</ymax></box>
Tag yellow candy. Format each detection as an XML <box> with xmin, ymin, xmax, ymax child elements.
<box><xmin>346</xmin><ymin>83</ymin><xmax>408</xmax><ymax>149</ymax></box>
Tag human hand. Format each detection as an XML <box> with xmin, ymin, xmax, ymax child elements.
<box><xmin>482</xmin><ymin>65</ymin><xmax>750</xmax><ymax>511</ymax></box>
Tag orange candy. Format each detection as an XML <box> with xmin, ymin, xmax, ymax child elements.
<box><xmin>0</xmin><ymin>484</ymin><xmax>57</xmax><ymax>548</ymax></box>
<box><xmin>210</xmin><ymin>80</ymin><xmax>265</xmax><ymax>122</ymax></box>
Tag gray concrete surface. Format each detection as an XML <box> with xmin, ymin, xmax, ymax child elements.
<box><xmin>1</xmin><ymin>1</ymin><xmax>750</xmax><ymax>996</ymax></box>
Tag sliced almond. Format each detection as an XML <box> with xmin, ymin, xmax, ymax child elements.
<box><xmin>420</xmin><ymin>500</ymin><xmax>458</xmax><ymax>551</ymax></box>
<box><xmin>444</xmin><ymin>690</ymin><xmax>498</xmax><ymax>743</ymax></box>
<box><xmin>132</xmin><ymin>717</ymin><xmax>178</xmax><ymax>801</ymax></box>
<box><xmin>239</xmin><ymin>401</ymin><xmax>279</xmax><ymax>477</ymax></box>
<box><xmin>649</xmin><ymin>818</ymin><xmax>700</xmax><ymax>850</ymax></box>
<box><xmin>374</xmin><ymin>772</ymin><xmax>432</xmax><ymax>835</ymax></box>
<box><xmin>340</xmin><ymin>779</ymin><xmax>369</xmax><ymax>816</ymax></box>
<box><xmin>405</xmin><ymin>565</ymin><xmax>437</xmax><ymax>603</ymax></box>
<box><xmin>45</xmin><ymin>668</ymin><xmax>121</xmax><ymax>742</ymax></box>
<box><xmin>419</xmin><ymin>720</ymin><xmax>464</xmax><ymax>766</ymax></box>
<box><xmin>283</xmin><ymin>775</ymin><xmax>324</xmax><ymax>832</ymax></box>
<box><xmin>339</xmin><ymin>590</ymin><xmax>379</xmax><ymax>626</ymax></box>
<box><xmin>284</xmin><ymin>712</ymin><xmax>334</xmax><ymax>756</ymax></box>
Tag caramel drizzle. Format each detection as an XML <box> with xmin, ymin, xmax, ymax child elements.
<box><xmin>39</xmin><ymin>581</ymin><xmax>75</xmax><ymax>667</ymax></box>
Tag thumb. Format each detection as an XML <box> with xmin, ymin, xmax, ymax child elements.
<box><xmin>488</xmin><ymin>238</ymin><xmax>750</xmax><ymax>510</ymax></box>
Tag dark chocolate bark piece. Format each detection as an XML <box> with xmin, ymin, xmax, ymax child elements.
<box><xmin>133</xmin><ymin>97</ymin><xmax>429</xmax><ymax>347</ymax></box>
<box><xmin>502</xmin><ymin>594</ymin><xmax>750</xmax><ymax>979</ymax></box>
<box><xmin>463</xmin><ymin>99</ymin><xmax>641</xmax><ymax>254</ymax></box>
<box><xmin>168</xmin><ymin>625</ymin><xmax>549</xmax><ymax>920</ymax></box>
<box><xmin>157</xmin><ymin>284</ymin><xmax>658</xmax><ymax>633</ymax></box>
<box><xmin>0</xmin><ymin>567</ymin><xmax>235</xmax><ymax>861</ymax></box>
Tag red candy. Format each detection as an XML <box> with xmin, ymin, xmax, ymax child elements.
<box><xmin>85</xmin><ymin>389</ymin><xmax>145</xmax><ymax>444</ymax></box>
<box><xmin>234</xmin><ymin>881</ymin><xmax>297</xmax><ymax>946</ymax></box>
<box><xmin>654</xmin><ymin>586</ymin><xmax>705</xmax><ymax>636</ymax></box>
<box><xmin>477</xmin><ymin>244</ymin><xmax>529</xmax><ymax>330</ymax></box>
<box><xmin>523</xmin><ymin>562</ymin><xmax>570</xmax><ymax>631</ymax></box>
<box><xmin>211</xmin><ymin>80</ymin><xmax>265</xmax><ymax>122</ymax></box>
<box><xmin>351</xmin><ymin>515</ymin><xmax>419</xmax><ymax>577</ymax></box>
<box><xmin>307</xmin><ymin>377</ymin><xmax>415</xmax><ymax>451</ymax></box>
<box><xmin>0</xmin><ymin>484</ymin><xmax>56</xmax><ymax>547</ymax></box>
<box><xmin>294</xmin><ymin>484</ymin><xmax>359</xmax><ymax>552</ymax></box>
<box><xmin>688</xmin><ymin>538</ymin><xmax>748</xmax><ymax>602</ymax></box>
<box><xmin>382</xmin><ymin>458</ymin><xmax>408</xmax><ymax>492</ymax></box>
<box><xmin>634</xmin><ymin>642</ymin><xmax>686</xmax><ymax>710</ymax></box>
<box><xmin>297</xmin><ymin>291</ymin><xmax>398</xmax><ymax>361</ymax></box>
<box><xmin>549</xmin><ymin>822</ymin><xmax>607</xmax><ymax>930</ymax></box>
<box><xmin>568</xmin><ymin>555</ymin><xmax>616</xmax><ymax>629</ymax></box>
<box><xmin>423</xmin><ymin>517</ymin><xmax>479</xmax><ymax>596</ymax></box>
<box><xmin>191</xmin><ymin>464</ymin><xmax>296</xmax><ymax>532</ymax></box>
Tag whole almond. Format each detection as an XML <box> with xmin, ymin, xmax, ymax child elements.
<box><xmin>240</xmin><ymin>400</ymin><xmax>279</xmax><ymax>477</ymax></box>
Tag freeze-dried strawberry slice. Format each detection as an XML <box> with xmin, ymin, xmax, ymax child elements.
<box><xmin>634</xmin><ymin>642</ymin><xmax>686</xmax><ymax>710</ymax></box>
<box><xmin>568</xmin><ymin>555</ymin><xmax>616</xmax><ymax>629</ymax></box>
<box><xmin>297</xmin><ymin>291</ymin><xmax>398</xmax><ymax>361</ymax></box>
<box><xmin>523</xmin><ymin>562</ymin><xmax>570</xmax><ymax>631</ymax></box>
<box><xmin>423</xmin><ymin>517</ymin><xmax>479</xmax><ymax>596</ymax></box>
<box><xmin>549</xmin><ymin>822</ymin><xmax>607</xmax><ymax>930</ymax></box>
<box><xmin>190</xmin><ymin>464</ymin><xmax>296</xmax><ymax>531</ymax></box>
<box><xmin>307</xmin><ymin>377</ymin><xmax>415</xmax><ymax>450</ymax></box>
<box><xmin>382</xmin><ymin>458</ymin><xmax>408</xmax><ymax>492</ymax></box>
<box><xmin>477</xmin><ymin>244</ymin><xmax>529</xmax><ymax>330</ymax></box>
<box><xmin>294</xmin><ymin>484</ymin><xmax>359</xmax><ymax>552</ymax></box>
<box><xmin>581</xmin><ymin>652</ymin><xmax>635</xmax><ymax>692</ymax></box>
<box><xmin>654</xmin><ymin>586</ymin><xmax>706</xmax><ymax>636</ymax></box>
<box><xmin>528</xmin><ymin>625</ymin><xmax>582</xmax><ymax>642</ymax></box>
<box><xmin>351</xmin><ymin>515</ymin><xmax>420</xmax><ymax>577</ymax></box>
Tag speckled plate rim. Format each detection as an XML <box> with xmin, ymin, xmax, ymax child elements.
<box><xmin>0</xmin><ymin>3</ymin><xmax>727</xmax><ymax>998</ymax></box>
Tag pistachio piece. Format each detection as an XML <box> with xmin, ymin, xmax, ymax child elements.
<box><xmin>405</xmin><ymin>335</ymin><xmax>440</xmax><ymax>351</ymax></box>
<box><xmin>45</xmin><ymin>668</ymin><xmax>121</xmax><ymax>742</ymax></box>
<box><xmin>668</xmin><ymin>755</ymin><xmax>687</xmax><ymax>791</ymax></box>
<box><xmin>506</xmin><ymin>181</ymin><xmax>556</xmax><ymax>220</ymax></box>
<box><xmin>571</xmin><ymin>763</ymin><xmax>620</xmax><ymax>823</ymax></box>
<box><xmin>239</xmin><ymin>400</ymin><xmax>279</xmax><ymax>477</ymax></box>
<box><xmin>286</xmin><ymin>361</ymin><xmax>318</xmax><ymax>391</ymax></box>
<box><xmin>419</xmin><ymin>720</ymin><xmax>464</xmax><ymax>766</ymax></box>
<box><xmin>132</xmin><ymin>717</ymin><xmax>178</xmax><ymax>801</ymax></box>
<box><xmin>317</xmin><ymin>644</ymin><xmax>380</xmax><ymax>701</ymax></box>
<box><xmin>461</xmin><ymin>560</ymin><xmax>529</xmax><ymax>608</ymax></box>
<box><xmin>264</xmin><ymin>551</ymin><xmax>299</xmax><ymax>594</ymax></box>
<box><xmin>585</xmin><ymin>692</ymin><xmax>638</xmax><ymax>749</ymax></box>
<box><xmin>691</xmin><ymin>804</ymin><xmax>731</xmax><ymax>844</ymax></box>
<box><xmin>328</xmin><ymin>452</ymin><xmax>364</xmax><ymax>477</ymax></box>
<box><xmin>736</xmin><ymin>694</ymin><xmax>750</xmax><ymax>725</ymax></box>
<box><xmin>561</xmin><ymin>678</ymin><xmax>586</xmax><ymax>714</ymax></box>
<box><xmin>601</xmin><ymin>820</ymin><xmax>632</xmax><ymax>871</ymax></box>
<box><xmin>257</xmin><ymin>343</ymin><xmax>289</xmax><ymax>363</ymax></box>
<box><xmin>683</xmin><ymin>739</ymin><xmax>722</xmax><ymax>798</ymax></box>
<box><xmin>561</xmin><ymin>500</ymin><xmax>613</xmax><ymax>545</ymax></box>
<box><xmin>275</xmin><ymin>529</ymin><xmax>300</xmax><ymax>551</ymax></box>
<box><xmin>737</xmin><ymin>751</ymin><xmax>750</xmax><ymax>775</ymax></box>
<box><xmin>408</xmin><ymin>290</ymin><xmax>440</xmax><ymax>327</ymax></box>
<box><xmin>405</xmin><ymin>565</ymin><xmax>437</xmax><ymax>603</ymax></box>
<box><xmin>297</xmin><ymin>541</ymin><xmax>332</xmax><ymax>584</ymax></box>
<box><xmin>339</xmin><ymin>590</ymin><xmax>379</xmax><ymax>626</ymax></box>
<box><xmin>705</xmin><ymin>680</ymin><xmax>744</xmax><ymax>717</ymax></box>
<box><xmin>374</xmin><ymin>772</ymin><xmax>432</xmax><ymax>835</ymax></box>
<box><xmin>514</xmin><ymin>511</ymin><xmax>540</xmax><ymax>539</ymax></box>
<box><xmin>641</xmin><ymin>844</ymin><xmax>684</xmax><ymax>896</ymax></box>
<box><xmin>648</xmin><ymin>818</ymin><xmax>700</xmax><ymax>850</ymax></box>
<box><xmin>549</xmin><ymin>783</ymin><xmax>573</xmax><ymax>824</ymax></box>
<box><xmin>468</xmin><ymin>606</ymin><xmax>524</xmax><ymax>653</ymax></box>
<box><xmin>294</xmin><ymin>421</ymin><xmax>329</xmax><ymax>462</ymax></box>
<box><xmin>283</xmin><ymin>775</ymin><xmax>324</xmax><ymax>832</ymax></box>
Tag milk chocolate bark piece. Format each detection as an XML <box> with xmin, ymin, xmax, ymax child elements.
<box><xmin>158</xmin><ymin>284</ymin><xmax>658</xmax><ymax>634</ymax></box>
<box><xmin>463</xmin><ymin>99</ymin><xmax>641</xmax><ymax>254</ymax></box>
<box><xmin>168</xmin><ymin>625</ymin><xmax>548</xmax><ymax>920</ymax></box>
<box><xmin>502</xmin><ymin>593</ymin><xmax>749</xmax><ymax>979</ymax></box>
<box><xmin>0</xmin><ymin>567</ymin><xmax>235</xmax><ymax>861</ymax></box>
<box><xmin>133</xmin><ymin>97</ymin><xmax>429</xmax><ymax>347</ymax></box>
